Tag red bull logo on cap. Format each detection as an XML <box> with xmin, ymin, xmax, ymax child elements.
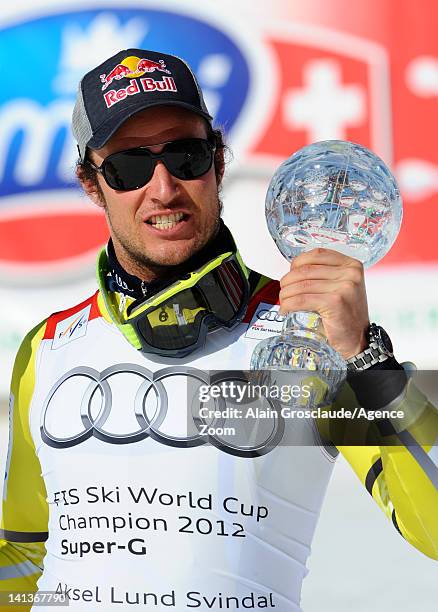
<box><xmin>104</xmin><ymin>76</ymin><xmax>178</xmax><ymax>109</ymax></box>
<box><xmin>100</xmin><ymin>56</ymin><xmax>171</xmax><ymax>91</ymax></box>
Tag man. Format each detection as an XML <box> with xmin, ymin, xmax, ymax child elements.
<box><xmin>0</xmin><ymin>49</ymin><xmax>437</xmax><ymax>611</ymax></box>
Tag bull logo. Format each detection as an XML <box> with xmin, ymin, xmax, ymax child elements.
<box><xmin>100</xmin><ymin>56</ymin><xmax>171</xmax><ymax>91</ymax></box>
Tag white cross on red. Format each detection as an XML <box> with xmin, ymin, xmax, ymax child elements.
<box><xmin>283</xmin><ymin>59</ymin><xmax>366</xmax><ymax>141</ymax></box>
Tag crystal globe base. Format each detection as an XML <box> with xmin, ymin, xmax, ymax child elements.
<box><xmin>250</xmin><ymin>313</ymin><xmax>347</xmax><ymax>408</ymax></box>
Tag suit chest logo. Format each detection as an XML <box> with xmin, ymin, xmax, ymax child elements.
<box><xmin>52</xmin><ymin>305</ymin><xmax>91</xmax><ymax>349</ymax></box>
<box><xmin>245</xmin><ymin>302</ymin><xmax>284</xmax><ymax>340</ymax></box>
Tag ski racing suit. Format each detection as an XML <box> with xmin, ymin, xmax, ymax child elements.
<box><xmin>1</xmin><ymin>245</ymin><xmax>437</xmax><ymax>611</ymax></box>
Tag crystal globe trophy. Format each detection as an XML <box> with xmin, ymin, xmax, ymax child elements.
<box><xmin>250</xmin><ymin>140</ymin><xmax>403</xmax><ymax>406</ymax></box>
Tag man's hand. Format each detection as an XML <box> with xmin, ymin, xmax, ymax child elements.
<box><xmin>279</xmin><ymin>248</ymin><xmax>369</xmax><ymax>359</ymax></box>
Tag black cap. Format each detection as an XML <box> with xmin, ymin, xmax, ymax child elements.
<box><xmin>72</xmin><ymin>48</ymin><xmax>213</xmax><ymax>159</ymax></box>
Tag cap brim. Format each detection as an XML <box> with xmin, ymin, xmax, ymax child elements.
<box><xmin>87</xmin><ymin>100</ymin><xmax>213</xmax><ymax>151</ymax></box>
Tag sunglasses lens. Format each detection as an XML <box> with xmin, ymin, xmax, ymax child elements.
<box><xmin>164</xmin><ymin>139</ymin><xmax>214</xmax><ymax>180</ymax></box>
<box><xmin>103</xmin><ymin>149</ymin><xmax>154</xmax><ymax>190</ymax></box>
<box><xmin>101</xmin><ymin>139</ymin><xmax>214</xmax><ymax>191</ymax></box>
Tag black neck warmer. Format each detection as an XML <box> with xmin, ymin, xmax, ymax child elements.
<box><xmin>106</xmin><ymin>220</ymin><xmax>237</xmax><ymax>301</ymax></box>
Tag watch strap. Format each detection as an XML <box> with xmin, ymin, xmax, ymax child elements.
<box><xmin>346</xmin><ymin>341</ymin><xmax>390</xmax><ymax>372</ymax></box>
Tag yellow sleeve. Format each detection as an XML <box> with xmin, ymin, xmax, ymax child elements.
<box><xmin>332</xmin><ymin>378</ymin><xmax>438</xmax><ymax>560</ymax></box>
<box><xmin>0</xmin><ymin>320</ymin><xmax>49</xmax><ymax>599</ymax></box>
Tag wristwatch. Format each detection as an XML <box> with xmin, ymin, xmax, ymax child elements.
<box><xmin>346</xmin><ymin>323</ymin><xmax>394</xmax><ymax>372</ymax></box>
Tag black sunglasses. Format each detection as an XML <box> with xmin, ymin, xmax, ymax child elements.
<box><xmin>87</xmin><ymin>137</ymin><xmax>216</xmax><ymax>191</ymax></box>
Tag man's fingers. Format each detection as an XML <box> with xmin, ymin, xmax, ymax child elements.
<box><xmin>278</xmin><ymin>292</ymin><xmax>344</xmax><ymax>315</ymax></box>
<box><xmin>280</xmin><ymin>279</ymin><xmax>355</xmax><ymax>302</ymax></box>
<box><xmin>280</xmin><ymin>264</ymin><xmax>354</xmax><ymax>287</ymax></box>
<box><xmin>280</xmin><ymin>264</ymin><xmax>364</xmax><ymax>288</ymax></box>
<box><xmin>290</xmin><ymin>247</ymin><xmax>362</xmax><ymax>268</ymax></box>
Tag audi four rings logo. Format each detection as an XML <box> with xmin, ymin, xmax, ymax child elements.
<box><xmin>40</xmin><ymin>365</ymin><xmax>285</xmax><ymax>458</ymax></box>
<box><xmin>256</xmin><ymin>310</ymin><xmax>285</xmax><ymax>323</ymax></box>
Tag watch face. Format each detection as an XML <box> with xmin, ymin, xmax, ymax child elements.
<box><xmin>375</xmin><ymin>326</ymin><xmax>393</xmax><ymax>355</ymax></box>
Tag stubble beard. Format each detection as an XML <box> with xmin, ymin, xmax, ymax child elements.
<box><xmin>106</xmin><ymin>195</ymin><xmax>223</xmax><ymax>281</ymax></box>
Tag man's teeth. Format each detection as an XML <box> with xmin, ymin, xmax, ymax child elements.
<box><xmin>148</xmin><ymin>212</ymin><xmax>184</xmax><ymax>229</ymax></box>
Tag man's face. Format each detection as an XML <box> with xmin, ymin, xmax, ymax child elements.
<box><xmin>86</xmin><ymin>106</ymin><xmax>222</xmax><ymax>277</ymax></box>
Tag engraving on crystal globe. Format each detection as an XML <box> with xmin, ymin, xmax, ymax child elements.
<box><xmin>250</xmin><ymin>140</ymin><xmax>403</xmax><ymax>407</ymax></box>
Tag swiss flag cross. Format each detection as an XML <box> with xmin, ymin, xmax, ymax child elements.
<box><xmin>251</xmin><ymin>37</ymin><xmax>388</xmax><ymax>162</ymax></box>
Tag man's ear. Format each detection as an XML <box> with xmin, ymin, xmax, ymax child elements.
<box><xmin>76</xmin><ymin>164</ymin><xmax>105</xmax><ymax>208</ymax></box>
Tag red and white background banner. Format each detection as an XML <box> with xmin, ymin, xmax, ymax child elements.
<box><xmin>1</xmin><ymin>0</ymin><xmax>437</xmax><ymax>393</ymax></box>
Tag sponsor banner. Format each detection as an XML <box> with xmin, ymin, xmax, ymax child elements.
<box><xmin>0</xmin><ymin>0</ymin><xmax>437</xmax><ymax>392</ymax></box>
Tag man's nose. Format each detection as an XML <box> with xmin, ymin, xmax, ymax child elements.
<box><xmin>146</xmin><ymin>160</ymin><xmax>179</xmax><ymax>202</ymax></box>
